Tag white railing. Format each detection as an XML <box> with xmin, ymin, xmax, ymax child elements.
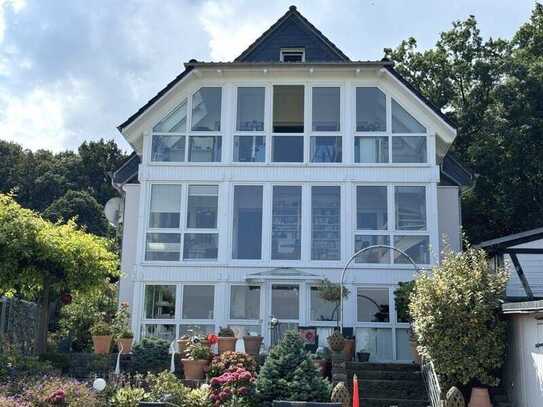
<box><xmin>421</xmin><ymin>357</ymin><xmax>443</xmax><ymax>407</ymax></box>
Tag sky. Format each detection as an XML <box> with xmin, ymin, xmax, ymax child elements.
<box><xmin>0</xmin><ymin>0</ymin><xmax>536</xmax><ymax>153</ymax></box>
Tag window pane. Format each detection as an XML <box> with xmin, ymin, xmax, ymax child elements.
<box><xmin>191</xmin><ymin>87</ymin><xmax>221</xmax><ymax>131</ymax></box>
<box><xmin>187</xmin><ymin>185</ymin><xmax>218</xmax><ymax>229</ymax></box>
<box><xmin>237</xmin><ymin>87</ymin><xmax>265</xmax><ymax>131</ymax></box>
<box><xmin>145</xmin><ymin>285</ymin><xmax>176</xmax><ymax>319</ymax></box>
<box><xmin>153</xmin><ymin>100</ymin><xmax>187</xmax><ymax>133</ymax></box>
<box><xmin>188</xmin><ymin>136</ymin><xmax>222</xmax><ymax>162</ymax></box>
<box><xmin>312</xmin><ymin>186</ymin><xmax>340</xmax><ymax>260</ymax></box>
<box><xmin>355</xmin><ymin>327</ymin><xmax>393</xmax><ymax>361</ymax></box>
<box><xmin>182</xmin><ymin>285</ymin><xmax>214</xmax><ymax>319</ymax></box>
<box><xmin>395</xmin><ymin>186</ymin><xmax>426</xmax><ymax>230</ymax></box>
<box><xmin>145</xmin><ymin>233</ymin><xmax>180</xmax><ymax>261</ymax></box>
<box><xmin>355</xmin><ymin>235</ymin><xmax>390</xmax><ymax>263</ymax></box>
<box><xmin>396</xmin><ymin>328</ymin><xmax>414</xmax><ymax>361</ymax></box>
<box><xmin>151</xmin><ymin>135</ymin><xmax>185</xmax><ymax>162</ymax></box>
<box><xmin>356</xmin><ymin>87</ymin><xmax>386</xmax><ymax>132</ymax></box>
<box><xmin>392</xmin><ymin>99</ymin><xmax>426</xmax><ymax>133</ymax></box>
<box><xmin>230</xmin><ymin>285</ymin><xmax>261</xmax><ymax>320</ymax></box>
<box><xmin>272</xmin><ymin>285</ymin><xmax>299</xmax><ymax>319</ymax></box>
<box><xmin>392</xmin><ymin>136</ymin><xmax>427</xmax><ymax>163</ymax></box>
<box><xmin>142</xmin><ymin>324</ymin><xmax>175</xmax><ymax>342</ymax></box>
<box><xmin>272</xmin><ymin>136</ymin><xmax>303</xmax><ymax>162</ymax></box>
<box><xmin>179</xmin><ymin>324</ymin><xmax>215</xmax><ymax>337</ymax></box>
<box><xmin>354</xmin><ymin>136</ymin><xmax>388</xmax><ymax>163</ymax></box>
<box><xmin>357</xmin><ymin>186</ymin><xmax>387</xmax><ymax>230</ymax></box>
<box><xmin>234</xmin><ymin>136</ymin><xmax>265</xmax><ymax>162</ymax></box>
<box><xmin>273</xmin><ymin>85</ymin><xmax>304</xmax><ymax>133</ymax></box>
<box><xmin>310</xmin><ymin>287</ymin><xmax>338</xmax><ymax>321</ymax></box>
<box><xmin>312</xmin><ymin>87</ymin><xmax>340</xmax><ymax>131</ymax></box>
<box><xmin>233</xmin><ymin>186</ymin><xmax>263</xmax><ymax>259</ymax></box>
<box><xmin>357</xmin><ymin>288</ymin><xmax>390</xmax><ymax>322</ymax></box>
<box><xmin>310</xmin><ymin>136</ymin><xmax>342</xmax><ymax>163</ymax></box>
<box><xmin>183</xmin><ymin>233</ymin><xmax>218</xmax><ymax>260</ymax></box>
<box><xmin>394</xmin><ymin>235</ymin><xmax>430</xmax><ymax>264</ymax></box>
<box><xmin>272</xmin><ymin>186</ymin><xmax>302</xmax><ymax>260</ymax></box>
<box><xmin>149</xmin><ymin>184</ymin><xmax>181</xmax><ymax>228</ymax></box>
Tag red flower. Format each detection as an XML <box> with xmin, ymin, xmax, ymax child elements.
<box><xmin>207</xmin><ymin>334</ymin><xmax>219</xmax><ymax>345</ymax></box>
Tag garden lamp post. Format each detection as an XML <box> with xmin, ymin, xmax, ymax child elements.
<box><xmin>339</xmin><ymin>244</ymin><xmax>419</xmax><ymax>333</ymax></box>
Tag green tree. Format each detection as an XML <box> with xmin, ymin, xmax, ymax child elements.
<box><xmin>0</xmin><ymin>194</ymin><xmax>119</xmax><ymax>353</ymax></box>
<box><xmin>43</xmin><ymin>190</ymin><xmax>111</xmax><ymax>236</ymax></box>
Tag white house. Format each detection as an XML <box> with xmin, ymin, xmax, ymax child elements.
<box><xmin>113</xmin><ymin>5</ymin><xmax>469</xmax><ymax>362</ymax></box>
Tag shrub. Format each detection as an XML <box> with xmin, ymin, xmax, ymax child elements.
<box><xmin>147</xmin><ymin>371</ymin><xmax>189</xmax><ymax>405</ymax></box>
<box><xmin>111</xmin><ymin>387</ymin><xmax>148</xmax><ymax>407</ymax></box>
<box><xmin>112</xmin><ymin>302</ymin><xmax>133</xmax><ymax>339</ymax></box>
<box><xmin>410</xmin><ymin>247</ymin><xmax>508</xmax><ymax>387</ymax></box>
<box><xmin>38</xmin><ymin>352</ymin><xmax>71</xmax><ymax>372</ymax></box>
<box><xmin>185</xmin><ymin>385</ymin><xmax>212</xmax><ymax>407</ymax></box>
<box><xmin>90</xmin><ymin>320</ymin><xmax>112</xmax><ymax>336</ymax></box>
<box><xmin>208</xmin><ymin>351</ymin><xmax>257</xmax><ymax>378</ymax></box>
<box><xmin>21</xmin><ymin>376</ymin><xmax>100</xmax><ymax>406</ymax></box>
<box><xmin>187</xmin><ymin>343</ymin><xmax>213</xmax><ymax>360</ymax></box>
<box><xmin>210</xmin><ymin>367</ymin><xmax>256</xmax><ymax>407</ymax></box>
<box><xmin>0</xmin><ymin>347</ymin><xmax>54</xmax><ymax>383</ymax></box>
<box><xmin>132</xmin><ymin>337</ymin><xmax>170</xmax><ymax>374</ymax></box>
<box><xmin>256</xmin><ymin>330</ymin><xmax>331</xmax><ymax>403</ymax></box>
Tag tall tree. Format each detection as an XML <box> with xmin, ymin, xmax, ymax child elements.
<box><xmin>0</xmin><ymin>194</ymin><xmax>119</xmax><ymax>353</ymax></box>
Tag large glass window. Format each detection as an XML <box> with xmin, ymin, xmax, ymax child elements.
<box><xmin>187</xmin><ymin>186</ymin><xmax>218</xmax><ymax>229</ymax></box>
<box><xmin>183</xmin><ymin>233</ymin><xmax>218</xmax><ymax>260</ymax></box>
<box><xmin>237</xmin><ymin>87</ymin><xmax>265</xmax><ymax>131</ymax></box>
<box><xmin>188</xmin><ymin>136</ymin><xmax>221</xmax><ymax>162</ymax></box>
<box><xmin>395</xmin><ymin>186</ymin><xmax>426</xmax><ymax>230</ymax></box>
<box><xmin>356</xmin><ymin>327</ymin><xmax>393</xmax><ymax>361</ymax></box>
<box><xmin>232</xmin><ymin>186</ymin><xmax>263</xmax><ymax>260</ymax></box>
<box><xmin>234</xmin><ymin>136</ymin><xmax>265</xmax><ymax>162</ymax></box>
<box><xmin>149</xmin><ymin>184</ymin><xmax>181</xmax><ymax>228</ymax></box>
<box><xmin>154</xmin><ymin>100</ymin><xmax>187</xmax><ymax>133</ymax></box>
<box><xmin>354</xmin><ymin>136</ymin><xmax>388</xmax><ymax>163</ymax></box>
<box><xmin>392</xmin><ymin>136</ymin><xmax>427</xmax><ymax>163</ymax></box>
<box><xmin>357</xmin><ymin>186</ymin><xmax>388</xmax><ymax>230</ymax></box>
<box><xmin>145</xmin><ymin>233</ymin><xmax>180</xmax><ymax>261</ymax></box>
<box><xmin>152</xmin><ymin>135</ymin><xmax>186</xmax><ymax>162</ymax></box>
<box><xmin>310</xmin><ymin>286</ymin><xmax>338</xmax><ymax>321</ymax></box>
<box><xmin>312</xmin><ymin>87</ymin><xmax>340</xmax><ymax>132</ymax></box>
<box><xmin>357</xmin><ymin>288</ymin><xmax>390</xmax><ymax>322</ymax></box>
<box><xmin>145</xmin><ymin>285</ymin><xmax>176</xmax><ymax>319</ymax></box>
<box><xmin>394</xmin><ymin>235</ymin><xmax>430</xmax><ymax>264</ymax></box>
<box><xmin>272</xmin><ymin>136</ymin><xmax>303</xmax><ymax>162</ymax></box>
<box><xmin>356</xmin><ymin>87</ymin><xmax>386</xmax><ymax>132</ymax></box>
<box><xmin>182</xmin><ymin>285</ymin><xmax>214</xmax><ymax>319</ymax></box>
<box><xmin>311</xmin><ymin>186</ymin><xmax>340</xmax><ymax>260</ymax></box>
<box><xmin>273</xmin><ymin>85</ymin><xmax>304</xmax><ymax>133</ymax></box>
<box><xmin>272</xmin><ymin>186</ymin><xmax>302</xmax><ymax>260</ymax></box>
<box><xmin>354</xmin><ymin>235</ymin><xmax>390</xmax><ymax>263</ymax></box>
<box><xmin>271</xmin><ymin>285</ymin><xmax>299</xmax><ymax>319</ymax></box>
<box><xmin>310</xmin><ymin>136</ymin><xmax>342</xmax><ymax>163</ymax></box>
<box><xmin>230</xmin><ymin>285</ymin><xmax>261</xmax><ymax>320</ymax></box>
<box><xmin>143</xmin><ymin>324</ymin><xmax>175</xmax><ymax>341</ymax></box>
<box><xmin>191</xmin><ymin>87</ymin><xmax>222</xmax><ymax>132</ymax></box>
<box><xmin>392</xmin><ymin>99</ymin><xmax>426</xmax><ymax>133</ymax></box>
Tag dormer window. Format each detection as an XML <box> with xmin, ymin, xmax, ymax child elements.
<box><xmin>280</xmin><ymin>48</ymin><xmax>305</xmax><ymax>62</ymax></box>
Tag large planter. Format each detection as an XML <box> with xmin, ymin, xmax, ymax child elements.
<box><xmin>92</xmin><ymin>335</ymin><xmax>112</xmax><ymax>354</ymax></box>
<box><xmin>243</xmin><ymin>335</ymin><xmax>263</xmax><ymax>356</ymax></box>
<box><xmin>272</xmin><ymin>402</ymin><xmax>341</xmax><ymax>406</ymax></box>
<box><xmin>181</xmin><ymin>359</ymin><xmax>208</xmax><ymax>380</ymax></box>
<box><xmin>469</xmin><ymin>387</ymin><xmax>492</xmax><ymax>407</ymax></box>
<box><xmin>218</xmin><ymin>336</ymin><xmax>237</xmax><ymax>354</ymax></box>
<box><xmin>117</xmin><ymin>338</ymin><xmax>133</xmax><ymax>354</ymax></box>
<box><xmin>343</xmin><ymin>338</ymin><xmax>355</xmax><ymax>361</ymax></box>
<box><xmin>177</xmin><ymin>338</ymin><xmax>191</xmax><ymax>357</ymax></box>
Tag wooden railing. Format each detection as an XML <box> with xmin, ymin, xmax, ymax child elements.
<box><xmin>421</xmin><ymin>357</ymin><xmax>444</xmax><ymax>407</ymax></box>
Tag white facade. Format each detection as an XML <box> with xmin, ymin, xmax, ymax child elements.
<box><xmin>118</xmin><ymin>65</ymin><xmax>459</xmax><ymax>362</ymax></box>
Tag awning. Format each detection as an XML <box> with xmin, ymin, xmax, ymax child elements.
<box><xmin>245</xmin><ymin>267</ymin><xmax>324</xmax><ymax>283</ymax></box>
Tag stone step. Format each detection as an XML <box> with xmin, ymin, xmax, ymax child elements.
<box><xmin>347</xmin><ymin>362</ymin><xmax>421</xmax><ymax>372</ymax></box>
<box><xmin>348</xmin><ymin>369</ymin><xmax>423</xmax><ymax>381</ymax></box>
<box><xmin>359</xmin><ymin>397</ymin><xmax>429</xmax><ymax>407</ymax></box>
<box><xmin>352</xmin><ymin>379</ymin><xmax>427</xmax><ymax>400</ymax></box>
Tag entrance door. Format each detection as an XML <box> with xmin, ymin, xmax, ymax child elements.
<box><xmin>269</xmin><ymin>284</ymin><xmax>300</xmax><ymax>345</ymax></box>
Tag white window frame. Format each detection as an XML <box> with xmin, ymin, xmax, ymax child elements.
<box><xmin>280</xmin><ymin>48</ymin><xmax>305</xmax><ymax>62</ymax></box>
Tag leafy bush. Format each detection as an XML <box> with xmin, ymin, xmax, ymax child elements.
<box><xmin>256</xmin><ymin>330</ymin><xmax>331</xmax><ymax>403</ymax></box>
<box><xmin>410</xmin><ymin>247</ymin><xmax>508</xmax><ymax>386</ymax></box>
<box><xmin>187</xmin><ymin>343</ymin><xmax>213</xmax><ymax>360</ymax></box>
<box><xmin>90</xmin><ymin>320</ymin><xmax>112</xmax><ymax>336</ymax></box>
<box><xmin>210</xmin><ymin>367</ymin><xmax>257</xmax><ymax>407</ymax></box>
<box><xmin>147</xmin><ymin>371</ymin><xmax>189</xmax><ymax>404</ymax></box>
<box><xmin>208</xmin><ymin>351</ymin><xmax>257</xmax><ymax>378</ymax></box>
<box><xmin>111</xmin><ymin>387</ymin><xmax>148</xmax><ymax>407</ymax></box>
<box><xmin>132</xmin><ymin>337</ymin><xmax>170</xmax><ymax>374</ymax></box>
<box><xmin>184</xmin><ymin>385</ymin><xmax>212</xmax><ymax>407</ymax></box>
<box><xmin>38</xmin><ymin>352</ymin><xmax>71</xmax><ymax>372</ymax></box>
<box><xmin>21</xmin><ymin>376</ymin><xmax>100</xmax><ymax>406</ymax></box>
<box><xmin>112</xmin><ymin>302</ymin><xmax>133</xmax><ymax>339</ymax></box>
<box><xmin>0</xmin><ymin>347</ymin><xmax>54</xmax><ymax>383</ymax></box>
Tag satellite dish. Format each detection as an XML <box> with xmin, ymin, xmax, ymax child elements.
<box><xmin>104</xmin><ymin>197</ymin><xmax>122</xmax><ymax>227</ymax></box>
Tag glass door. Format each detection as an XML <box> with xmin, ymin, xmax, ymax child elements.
<box><xmin>270</xmin><ymin>284</ymin><xmax>300</xmax><ymax>345</ymax></box>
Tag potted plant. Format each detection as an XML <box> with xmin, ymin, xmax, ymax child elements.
<box><xmin>326</xmin><ymin>329</ymin><xmax>344</xmax><ymax>353</ymax></box>
<box><xmin>243</xmin><ymin>332</ymin><xmax>263</xmax><ymax>356</ymax></box>
<box><xmin>90</xmin><ymin>320</ymin><xmax>113</xmax><ymax>354</ymax></box>
<box><xmin>177</xmin><ymin>334</ymin><xmax>191</xmax><ymax>357</ymax></box>
<box><xmin>182</xmin><ymin>342</ymin><xmax>212</xmax><ymax>380</ymax></box>
<box><xmin>217</xmin><ymin>326</ymin><xmax>237</xmax><ymax>354</ymax></box>
<box><xmin>316</xmin><ymin>279</ymin><xmax>350</xmax><ymax>325</ymax></box>
<box><xmin>394</xmin><ymin>281</ymin><xmax>419</xmax><ymax>363</ymax></box>
<box><xmin>342</xmin><ymin>333</ymin><xmax>355</xmax><ymax>362</ymax></box>
<box><xmin>356</xmin><ymin>350</ymin><xmax>370</xmax><ymax>362</ymax></box>
<box><xmin>112</xmin><ymin>302</ymin><xmax>134</xmax><ymax>353</ymax></box>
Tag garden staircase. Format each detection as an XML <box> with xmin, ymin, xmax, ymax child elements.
<box><xmin>346</xmin><ymin>362</ymin><xmax>429</xmax><ymax>407</ymax></box>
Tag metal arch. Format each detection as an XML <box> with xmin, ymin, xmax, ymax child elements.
<box><xmin>339</xmin><ymin>244</ymin><xmax>419</xmax><ymax>332</ymax></box>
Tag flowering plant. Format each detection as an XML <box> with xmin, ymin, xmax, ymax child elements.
<box><xmin>187</xmin><ymin>342</ymin><xmax>213</xmax><ymax>361</ymax></box>
<box><xmin>207</xmin><ymin>351</ymin><xmax>257</xmax><ymax>378</ymax></box>
<box><xmin>209</xmin><ymin>367</ymin><xmax>256</xmax><ymax>407</ymax></box>
<box><xmin>207</xmin><ymin>334</ymin><xmax>219</xmax><ymax>345</ymax></box>
<box><xmin>45</xmin><ymin>388</ymin><xmax>65</xmax><ymax>404</ymax></box>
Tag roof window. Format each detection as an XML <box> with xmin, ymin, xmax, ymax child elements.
<box><xmin>280</xmin><ymin>48</ymin><xmax>305</xmax><ymax>62</ymax></box>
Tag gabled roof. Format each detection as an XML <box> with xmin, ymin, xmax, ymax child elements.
<box><xmin>235</xmin><ymin>5</ymin><xmax>349</xmax><ymax>62</ymax></box>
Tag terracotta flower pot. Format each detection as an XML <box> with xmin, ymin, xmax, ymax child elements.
<box><xmin>469</xmin><ymin>387</ymin><xmax>492</xmax><ymax>407</ymax></box>
<box><xmin>92</xmin><ymin>335</ymin><xmax>112</xmax><ymax>354</ymax></box>
<box><xmin>343</xmin><ymin>338</ymin><xmax>355</xmax><ymax>361</ymax></box>
<box><xmin>218</xmin><ymin>336</ymin><xmax>237</xmax><ymax>354</ymax></box>
<box><xmin>177</xmin><ymin>338</ymin><xmax>191</xmax><ymax>357</ymax></box>
<box><xmin>182</xmin><ymin>359</ymin><xmax>208</xmax><ymax>380</ymax></box>
<box><xmin>243</xmin><ymin>335</ymin><xmax>263</xmax><ymax>356</ymax></box>
<box><xmin>117</xmin><ymin>337</ymin><xmax>133</xmax><ymax>354</ymax></box>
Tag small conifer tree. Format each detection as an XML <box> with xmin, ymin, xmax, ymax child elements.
<box><xmin>256</xmin><ymin>330</ymin><xmax>331</xmax><ymax>403</ymax></box>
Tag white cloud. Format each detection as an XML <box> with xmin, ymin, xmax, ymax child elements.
<box><xmin>0</xmin><ymin>0</ymin><xmax>24</xmax><ymax>43</ymax></box>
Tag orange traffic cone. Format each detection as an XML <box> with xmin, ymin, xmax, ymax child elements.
<box><xmin>353</xmin><ymin>374</ymin><xmax>359</xmax><ymax>407</ymax></box>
